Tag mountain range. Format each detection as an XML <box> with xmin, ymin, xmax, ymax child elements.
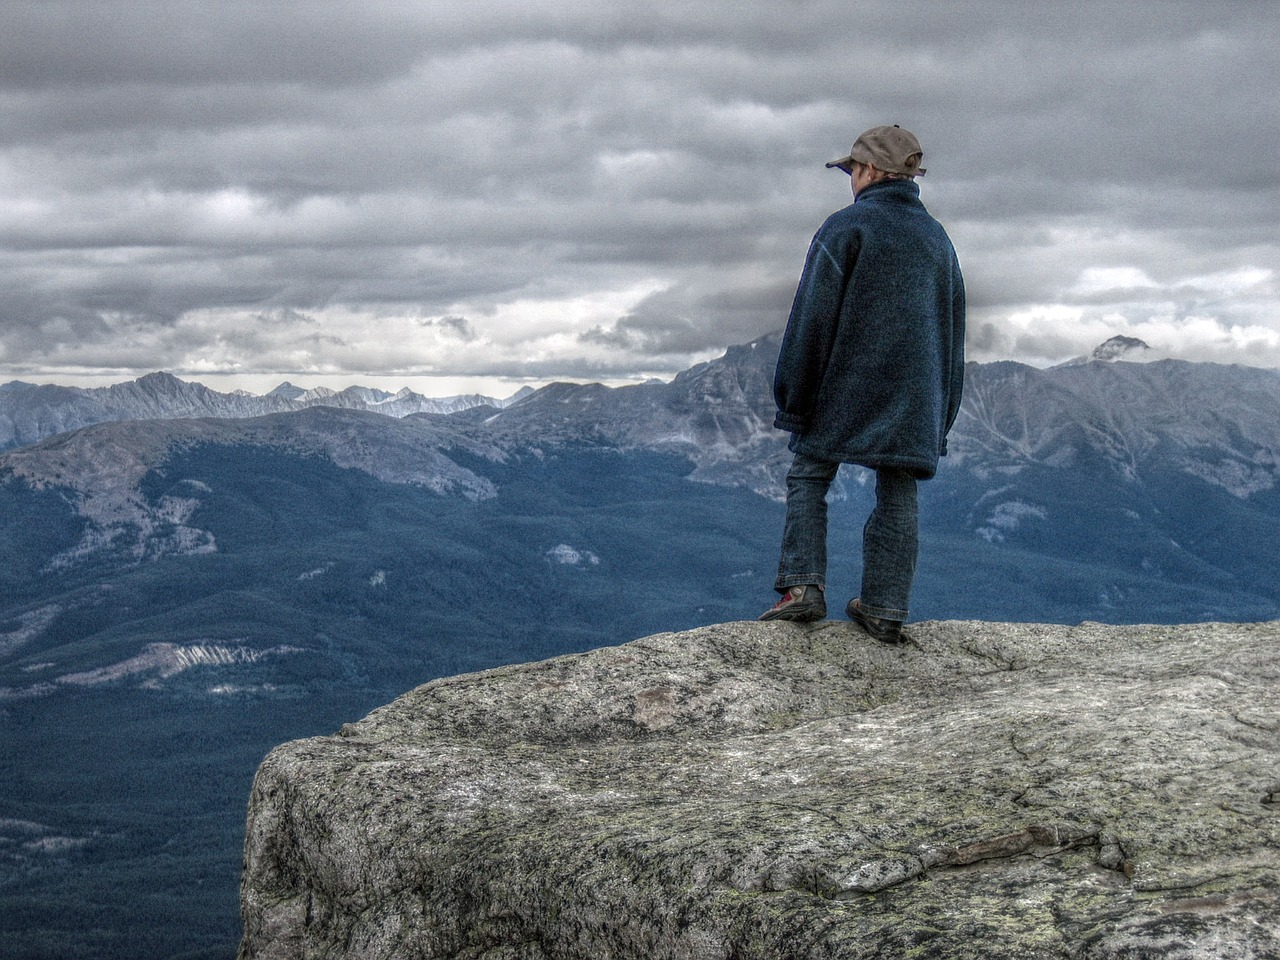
<box><xmin>2</xmin><ymin>333</ymin><xmax>1279</xmax><ymax>958</ymax></box>
<box><xmin>5</xmin><ymin>332</ymin><xmax>1280</xmax><ymax>614</ymax></box>
<box><xmin>0</xmin><ymin>371</ymin><xmax>533</xmax><ymax>452</ymax></box>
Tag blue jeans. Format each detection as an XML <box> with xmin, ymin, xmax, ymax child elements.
<box><xmin>774</xmin><ymin>452</ymin><xmax>918</xmax><ymax>621</ymax></box>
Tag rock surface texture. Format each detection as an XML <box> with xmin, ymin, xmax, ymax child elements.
<box><xmin>239</xmin><ymin>620</ymin><xmax>1280</xmax><ymax>959</ymax></box>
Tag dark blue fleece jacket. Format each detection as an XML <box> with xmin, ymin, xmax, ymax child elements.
<box><xmin>773</xmin><ymin>178</ymin><xmax>965</xmax><ymax>479</ymax></box>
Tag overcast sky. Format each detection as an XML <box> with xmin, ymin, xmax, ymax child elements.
<box><xmin>2</xmin><ymin>0</ymin><xmax>1278</xmax><ymax>396</ymax></box>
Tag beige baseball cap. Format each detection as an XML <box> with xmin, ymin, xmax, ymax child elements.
<box><xmin>826</xmin><ymin>125</ymin><xmax>926</xmax><ymax>177</ymax></box>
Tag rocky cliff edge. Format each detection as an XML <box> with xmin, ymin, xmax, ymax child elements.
<box><xmin>238</xmin><ymin>619</ymin><xmax>1280</xmax><ymax>959</ymax></box>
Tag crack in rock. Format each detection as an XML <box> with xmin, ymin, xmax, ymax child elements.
<box><xmin>833</xmin><ymin>822</ymin><xmax>1107</xmax><ymax>895</ymax></box>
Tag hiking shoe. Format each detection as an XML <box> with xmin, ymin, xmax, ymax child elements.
<box><xmin>847</xmin><ymin>599</ymin><xmax>906</xmax><ymax>643</ymax></box>
<box><xmin>759</xmin><ymin>584</ymin><xmax>827</xmax><ymax>622</ymax></box>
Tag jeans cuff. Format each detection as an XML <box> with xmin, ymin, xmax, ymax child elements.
<box><xmin>774</xmin><ymin>574</ymin><xmax>825</xmax><ymax>593</ymax></box>
<box><xmin>857</xmin><ymin>598</ymin><xmax>907</xmax><ymax>621</ymax></box>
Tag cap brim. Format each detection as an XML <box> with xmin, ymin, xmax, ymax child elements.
<box><xmin>825</xmin><ymin>155</ymin><xmax>855</xmax><ymax>174</ymax></box>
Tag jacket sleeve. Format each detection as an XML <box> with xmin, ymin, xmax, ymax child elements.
<box><xmin>773</xmin><ymin>227</ymin><xmax>850</xmax><ymax>434</ymax></box>
<box><xmin>941</xmin><ymin>259</ymin><xmax>967</xmax><ymax>444</ymax></box>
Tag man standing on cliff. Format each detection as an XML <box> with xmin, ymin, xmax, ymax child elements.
<box><xmin>759</xmin><ymin>125</ymin><xmax>965</xmax><ymax>642</ymax></box>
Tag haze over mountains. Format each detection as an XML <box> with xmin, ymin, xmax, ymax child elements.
<box><xmin>2</xmin><ymin>333</ymin><xmax>1279</xmax><ymax>958</ymax></box>
<box><xmin>0</xmin><ymin>331</ymin><xmax>1159</xmax><ymax>453</ymax></box>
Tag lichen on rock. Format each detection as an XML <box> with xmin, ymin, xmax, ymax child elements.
<box><xmin>238</xmin><ymin>619</ymin><xmax>1280</xmax><ymax>959</ymax></box>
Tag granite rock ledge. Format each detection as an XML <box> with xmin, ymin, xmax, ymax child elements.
<box><xmin>238</xmin><ymin>619</ymin><xmax>1280</xmax><ymax>959</ymax></box>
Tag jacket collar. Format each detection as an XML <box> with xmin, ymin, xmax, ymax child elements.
<box><xmin>855</xmin><ymin>178</ymin><xmax>921</xmax><ymax>204</ymax></box>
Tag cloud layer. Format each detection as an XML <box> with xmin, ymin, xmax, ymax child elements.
<box><xmin>3</xmin><ymin>0</ymin><xmax>1279</xmax><ymax>390</ymax></box>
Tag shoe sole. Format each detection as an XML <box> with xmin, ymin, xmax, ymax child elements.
<box><xmin>759</xmin><ymin>605</ymin><xmax>827</xmax><ymax>623</ymax></box>
<box><xmin>847</xmin><ymin>603</ymin><xmax>905</xmax><ymax>643</ymax></box>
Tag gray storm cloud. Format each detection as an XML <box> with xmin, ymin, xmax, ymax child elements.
<box><xmin>2</xmin><ymin>0</ymin><xmax>1278</xmax><ymax>388</ymax></box>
